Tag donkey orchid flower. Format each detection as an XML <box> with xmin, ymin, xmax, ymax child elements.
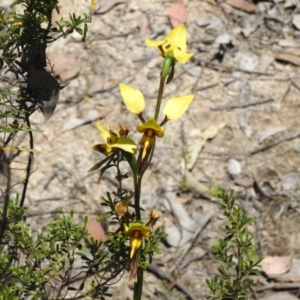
<box><xmin>137</xmin><ymin>118</ymin><xmax>164</xmax><ymax>159</ymax></box>
<box><xmin>92</xmin><ymin>121</ymin><xmax>137</xmax><ymax>156</ymax></box>
<box><xmin>145</xmin><ymin>24</ymin><xmax>193</xmax><ymax>64</ymax></box>
<box><xmin>124</xmin><ymin>222</ymin><xmax>151</xmax><ymax>258</ymax></box>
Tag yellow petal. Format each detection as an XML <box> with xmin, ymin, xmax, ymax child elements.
<box><xmin>119</xmin><ymin>83</ymin><xmax>145</xmax><ymax>114</ymax></box>
<box><xmin>145</xmin><ymin>25</ymin><xmax>192</xmax><ymax>64</ymax></box>
<box><xmin>145</xmin><ymin>38</ymin><xmax>164</xmax><ymax>47</ymax></box>
<box><xmin>124</xmin><ymin>222</ymin><xmax>151</xmax><ymax>237</ymax></box>
<box><xmin>124</xmin><ymin>224</ymin><xmax>130</xmax><ymax>234</ymax></box>
<box><xmin>164</xmin><ymin>95</ymin><xmax>195</xmax><ymax>120</ymax></box>
<box><xmin>110</xmin><ymin>128</ymin><xmax>121</xmax><ymax>143</ymax></box>
<box><xmin>141</xmin><ymin>136</ymin><xmax>152</xmax><ymax>159</ymax></box>
<box><xmin>165</xmin><ymin>24</ymin><xmax>187</xmax><ymax>53</ymax></box>
<box><xmin>173</xmin><ymin>48</ymin><xmax>193</xmax><ymax>64</ymax></box>
<box><xmin>130</xmin><ymin>235</ymin><xmax>142</xmax><ymax>258</ymax></box>
<box><xmin>96</xmin><ymin>121</ymin><xmax>111</xmax><ymax>144</ymax></box>
<box><xmin>111</xmin><ymin>137</ymin><xmax>137</xmax><ymax>154</ymax></box>
<box><xmin>136</xmin><ymin>118</ymin><xmax>164</xmax><ymax>138</ymax></box>
<box><xmin>92</xmin><ymin>143</ymin><xmax>112</xmax><ymax>156</ymax></box>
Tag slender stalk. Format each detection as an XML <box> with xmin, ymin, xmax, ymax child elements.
<box><xmin>134</xmin><ymin>175</ymin><xmax>142</xmax><ymax>220</ymax></box>
<box><xmin>134</xmin><ymin>266</ymin><xmax>144</xmax><ymax>300</ymax></box>
<box><xmin>154</xmin><ymin>77</ymin><xmax>165</xmax><ymax>121</ymax></box>
<box><xmin>20</xmin><ymin>115</ymin><xmax>33</xmax><ymax>208</ymax></box>
<box><xmin>133</xmin><ymin>75</ymin><xmax>166</xmax><ymax>300</ymax></box>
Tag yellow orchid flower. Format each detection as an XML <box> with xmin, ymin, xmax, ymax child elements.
<box><xmin>119</xmin><ymin>83</ymin><xmax>194</xmax><ymax>173</ymax></box>
<box><xmin>137</xmin><ymin>118</ymin><xmax>164</xmax><ymax>159</ymax></box>
<box><xmin>92</xmin><ymin>121</ymin><xmax>137</xmax><ymax>156</ymax></box>
<box><xmin>145</xmin><ymin>24</ymin><xmax>193</xmax><ymax>64</ymax></box>
<box><xmin>124</xmin><ymin>222</ymin><xmax>151</xmax><ymax>258</ymax></box>
<box><xmin>136</xmin><ymin>118</ymin><xmax>164</xmax><ymax>137</ymax></box>
<box><xmin>119</xmin><ymin>83</ymin><xmax>145</xmax><ymax>115</ymax></box>
<box><xmin>163</xmin><ymin>95</ymin><xmax>195</xmax><ymax>120</ymax></box>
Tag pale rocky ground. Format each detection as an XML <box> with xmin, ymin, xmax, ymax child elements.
<box><xmin>2</xmin><ymin>0</ymin><xmax>300</xmax><ymax>299</ymax></box>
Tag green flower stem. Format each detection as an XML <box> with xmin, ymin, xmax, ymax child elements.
<box><xmin>133</xmin><ymin>176</ymin><xmax>143</xmax><ymax>300</ymax></box>
<box><xmin>134</xmin><ymin>265</ymin><xmax>144</xmax><ymax>300</ymax></box>
<box><xmin>134</xmin><ymin>175</ymin><xmax>142</xmax><ymax>220</ymax></box>
<box><xmin>133</xmin><ymin>72</ymin><xmax>166</xmax><ymax>300</ymax></box>
<box><xmin>154</xmin><ymin>77</ymin><xmax>165</xmax><ymax>121</ymax></box>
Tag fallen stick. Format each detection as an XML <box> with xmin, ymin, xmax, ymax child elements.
<box><xmin>211</xmin><ymin>97</ymin><xmax>274</xmax><ymax>111</ymax></box>
<box><xmin>248</xmin><ymin>131</ymin><xmax>300</xmax><ymax>155</ymax></box>
<box><xmin>256</xmin><ymin>282</ymin><xmax>300</xmax><ymax>292</ymax></box>
<box><xmin>201</xmin><ymin>59</ymin><xmax>275</xmax><ymax>76</ymax></box>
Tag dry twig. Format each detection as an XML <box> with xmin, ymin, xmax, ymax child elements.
<box><xmin>248</xmin><ymin>131</ymin><xmax>300</xmax><ymax>155</ymax></box>
<box><xmin>211</xmin><ymin>97</ymin><xmax>274</xmax><ymax>111</ymax></box>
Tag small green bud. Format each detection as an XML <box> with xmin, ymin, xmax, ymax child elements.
<box><xmin>161</xmin><ymin>53</ymin><xmax>174</xmax><ymax>80</ymax></box>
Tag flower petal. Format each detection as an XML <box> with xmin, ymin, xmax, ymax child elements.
<box><xmin>92</xmin><ymin>143</ymin><xmax>112</xmax><ymax>156</ymax></box>
<box><xmin>110</xmin><ymin>128</ymin><xmax>121</xmax><ymax>143</ymax></box>
<box><xmin>165</xmin><ymin>24</ymin><xmax>187</xmax><ymax>53</ymax></box>
<box><xmin>145</xmin><ymin>25</ymin><xmax>192</xmax><ymax>64</ymax></box>
<box><xmin>130</xmin><ymin>235</ymin><xmax>142</xmax><ymax>258</ymax></box>
<box><xmin>137</xmin><ymin>118</ymin><xmax>164</xmax><ymax>137</ymax></box>
<box><xmin>164</xmin><ymin>95</ymin><xmax>195</xmax><ymax>120</ymax></box>
<box><xmin>145</xmin><ymin>38</ymin><xmax>165</xmax><ymax>47</ymax></box>
<box><xmin>124</xmin><ymin>222</ymin><xmax>151</xmax><ymax>237</ymax></box>
<box><xmin>119</xmin><ymin>83</ymin><xmax>145</xmax><ymax>114</ymax></box>
<box><xmin>124</xmin><ymin>224</ymin><xmax>130</xmax><ymax>234</ymax></box>
<box><xmin>96</xmin><ymin>121</ymin><xmax>111</xmax><ymax>144</ymax></box>
<box><xmin>173</xmin><ymin>48</ymin><xmax>193</xmax><ymax>64</ymax></box>
<box><xmin>111</xmin><ymin>137</ymin><xmax>137</xmax><ymax>154</ymax></box>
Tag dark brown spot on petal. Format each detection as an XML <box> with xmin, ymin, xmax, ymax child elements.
<box><xmin>132</xmin><ymin>230</ymin><xmax>141</xmax><ymax>238</ymax></box>
<box><xmin>158</xmin><ymin>45</ymin><xmax>164</xmax><ymax>54</ymax></box>
<box><xmin>146</xmin><ymin>129</ymin><xmax>154</xmax><ymax>138</ymax></box>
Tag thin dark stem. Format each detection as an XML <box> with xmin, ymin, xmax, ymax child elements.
<box><xmin>0</xmin><ymin>151</ymin><xmax>10</xmax><ymax>245</ymax></box>
<box><xmin>20</xmin><ymin>115</ymin><xmax>33</xmax><ymax>208</ymax></box>
<box><xmin>134</xmin><ymin>267</ymin><xmax>144</xmax><ymax>300</ymax></box>
<box><xmin>134</xmin><ymin>175</ymin><xmax>142</xmax><ymax>220</ymax></box>
<box><xmin>116</xmin><ymin>152</ymin><xmax>123</xmax><ymax>194</ymax></box>
<box><xmin>133</xmin><ymin>68</ymin><xmax>166</xmax><ymax>300</ymax></box>
<box><xmin>154</xmin><ymin>77</ymin><xmax>165</xmax><ymax>121</ymax></box>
